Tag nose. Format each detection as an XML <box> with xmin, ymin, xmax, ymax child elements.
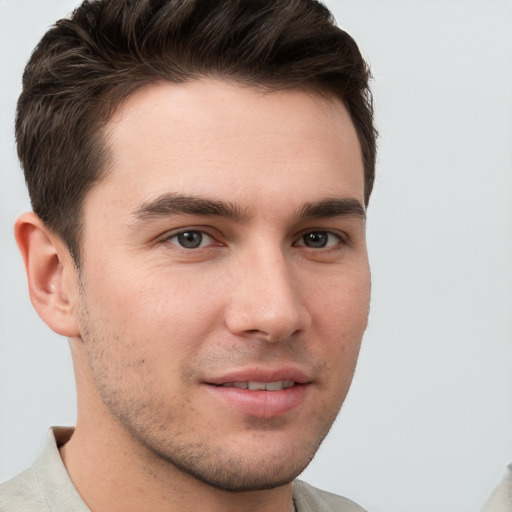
<box><xmin>224</xmin><ymin>249</ymin><xmax>310</xmax><ymax>342</ymax></box>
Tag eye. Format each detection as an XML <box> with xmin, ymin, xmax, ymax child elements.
<box><xmin>167</xmin><ymin>230</ymin><xmax>215</xmax><ymax>249</ymax></box>
<box><xmin>295</xmin><ymin>231</ymin><xmax>342</xmax><ymax>249</ymax></box>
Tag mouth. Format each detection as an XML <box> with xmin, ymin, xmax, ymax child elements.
<box><xmin>204</xmin><ymin>370</ymin><xmax>310</xmax><ymax>418</ymax></box>
<box><xmin>205</xmin><ymin>367</ymin><xmax>310</xmax><ymax>387</ymax></box>
<box><xmin>216</xmin><ymin>380</ymin><xmax>296</xmax><ymax>391</ymax></box>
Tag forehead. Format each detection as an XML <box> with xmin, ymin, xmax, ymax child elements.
<box><xmin>89</xmin><ymin>80</ymin><xmax>364</xmax><ymax>217</ymax></box>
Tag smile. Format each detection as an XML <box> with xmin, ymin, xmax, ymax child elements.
<box><xmin>206</xmin><ymin>377</ymin><xmax>309</xmax><ymax>418</ymax></box>
<box><xmin>219</xmin><ymin>380</ymin><xmax>295</xmax><ymax>391</ymax></box>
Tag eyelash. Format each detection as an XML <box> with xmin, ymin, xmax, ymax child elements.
<box><xmin>293</xmin><ymin>231</ymin><xmax>345</xmax><ymax>249</ymax></box>
<box><xmin>163</xmin><ymin>229</ymin><xmax>347</xmax><ymax>251</ymax></box>
<box><xmin>165</xmin><ymin>230</ymin><xmax>217</xmax><ymax>250</ymax></box>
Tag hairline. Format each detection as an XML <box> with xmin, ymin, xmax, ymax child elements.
<box><xmin>63</xmin><ymin>75</ymin><xmax>367</xmax><ymax>267</ymax></box>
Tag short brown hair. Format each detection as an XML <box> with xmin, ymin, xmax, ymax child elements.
<box><xmin>16</xmin><ymin>0</ymin><xmax>377</xmax><ymax>263</ymax></box>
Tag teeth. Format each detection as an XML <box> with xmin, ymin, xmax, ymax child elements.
<box><xmin>220</xmin><ymin>381</ymin><xmax>296</xmax><ymax>391</ymax></box>
<box><xmin>248</xmin><ymin>381</ymin><xmax>267</xmax><ymax>391</ymax></box>
<box><xmin>264</xmin><ymin>381</ymin><xmax>283</xmax><ymax>391</ymax></box>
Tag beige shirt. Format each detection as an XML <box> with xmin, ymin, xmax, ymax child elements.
<box><xmin>480</xmin><ymin>464</ymin><xmax>512</xmax><ymax>512</ymax></box>
<box><xmin>0</xmin><ymin>428</ymin><xmax>367</xmax><ymax>512</ymax></box>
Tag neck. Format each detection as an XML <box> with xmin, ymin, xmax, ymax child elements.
<box><xmin>60</xmin><ymin>416</ymin><xmax>294</xmax><ymax>512</ymax></box>
<box><xmin>64</xmin><ymin>345</ymin><xmax>296</xmax><ymax>512</ymax></box>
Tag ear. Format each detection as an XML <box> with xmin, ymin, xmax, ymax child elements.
<box><xmin>15</xmin><ymin>212</ymin><xmax>81</xmax><ymax>338</ymax></box>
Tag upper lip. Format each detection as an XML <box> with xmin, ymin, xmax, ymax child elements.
<box><xmin>204</xmin><ymin>367</ymin><xmax>312</xmax><ymax>386</ymax></box>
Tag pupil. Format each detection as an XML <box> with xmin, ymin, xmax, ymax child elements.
<box><xmin>304</xmin><ymin>232</ymin><xmax>327</xmax><ymax>248</ymax></box>
<box><xmin>178</xmin><ymin>231</ymin><xmax>202</xmax><ymax>248</ymax></box>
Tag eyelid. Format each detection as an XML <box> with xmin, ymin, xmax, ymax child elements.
<box><xmin>160</xmin><ymin>227</ymin><xmax>221</xmax><ymax>248</ymax></box>
<box><xmin>293</xmin><ymin>229</ymin><xmax>348</xmax><ymax>248</ymax></box>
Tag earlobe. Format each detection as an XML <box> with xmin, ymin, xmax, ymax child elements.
<box><xmin>14</xmin><ymin>212</ymin><xmax>81</xmax><ymax>338</ymax></box>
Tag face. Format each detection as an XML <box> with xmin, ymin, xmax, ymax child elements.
<box><xmin>74</xmin><ymin>80</ymin><xmax>370</xmax><ymax>491</ymax></box>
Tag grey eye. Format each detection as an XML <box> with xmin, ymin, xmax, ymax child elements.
<box><xmin>296</xmin><ymin>231</ymin><xmax>342</xmax><ymax>249</ymax></box>
<box><xmin>302</xmin><ymin>232</ymin><xmax>329</xmax><ymax>248</ymax></box>
<box><xmin>175</xmin><ymin>231</ymin><xmax>205</xmax><ymax>249</ymax></box>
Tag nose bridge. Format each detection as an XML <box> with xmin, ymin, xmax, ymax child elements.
<box><xmin>225</xmin><ymin>241</ymin><xmax>307</xmax><ymax>341</ymax></box>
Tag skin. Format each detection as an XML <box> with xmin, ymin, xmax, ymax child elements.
<box><xmin>16</xmin><ymin>80</ymin><xmax>370</xmax><ymax>512</ymax></box>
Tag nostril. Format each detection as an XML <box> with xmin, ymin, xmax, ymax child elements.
<box><xmin>223</xmin><ymin>268</ymin><xmax>310</xmax><ymax>341</ymax></box>
<box><xmin>246</xmin><ymin>329</ymin><xmax>279</xmax><ymax>342</ymax></box>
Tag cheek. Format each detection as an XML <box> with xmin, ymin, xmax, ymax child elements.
<box><xmin>84</xmin><ymin>257</ymin><xmax>195</xmax><ymax>321</ymax></box>
<box><xmin>308</xmin><ymin>268</ymin><xmax>370</xmax><ymax>377</ymax></box>
<box><xmin>310</xmin><ymin>266</ymin><xmax>370</xmax><ymax>332</ymax></box>
<box><xmin>81</xmin><ymin>262</ymin><xmax>228</xmax><ymax>367</ymax></box>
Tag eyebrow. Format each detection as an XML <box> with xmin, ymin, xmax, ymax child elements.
<box><xmin>131</xmin><ymin>193</ymin><xmax>249</xmax><ymax>222</ymax></box>
<box><xmin>131</xmin><ymin>193</ymin><xmax>365</xmax><ymax>224</ymax></box>
<box><xmin>296</xmin><ymin>197</ymin><xmax>366</xmax><ymax>220</ymax></box>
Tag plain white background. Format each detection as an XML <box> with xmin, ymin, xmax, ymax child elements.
<box><xmin>1</xmin><ymin>1</ymin><xmax>511</xmax><ymax>511</ymax></box>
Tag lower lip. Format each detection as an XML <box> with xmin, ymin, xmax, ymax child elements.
<box><xmin>204</xmin><ymin>384</ymin><xmax>308</xmax><ymax>418</ymax></box>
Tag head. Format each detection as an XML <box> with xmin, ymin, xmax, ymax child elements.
<box><xmin>15</xmin><ymin>0</ymin><xmax>376</xmax><ymax>497</ymax></box>
<box><xmin>16</xmin><ymin>0</ymin><xmax>376</xmax><ymax>265</ymax></box>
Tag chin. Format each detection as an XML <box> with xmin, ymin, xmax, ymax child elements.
<box><xmin>169</xmin><ymin>456</ymin><xmax>306</xmax><ymax>493</ymax></box>
<box><xmin>145</xmin><ymin>424</ymin><xmax>330</xmax><ymax>493</ymax></box>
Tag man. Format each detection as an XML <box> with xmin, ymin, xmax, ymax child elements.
<box><xmin>0</xmin><ymin>0</ymin><xmax>376</xmax><ymax>511</ymax></box>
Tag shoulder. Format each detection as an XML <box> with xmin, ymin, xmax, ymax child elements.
<box><xmin>0</xmin><ymin>427</ymin><xmax>82</xmax><ymax>512</ymax></box>
<box><xmin>293</xmin><ymin>480</ymin><xmax>368</xmax><ymax>512</ymax></box>
<box><xmin>0</xmin><ymin>467</ymin><xmax>49</xmax><ymax>512</ymax></box>
<box><xmin>480</xmin><ymin>463</ymin><xmax>512</xmax><ymax>512</ymax></box>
